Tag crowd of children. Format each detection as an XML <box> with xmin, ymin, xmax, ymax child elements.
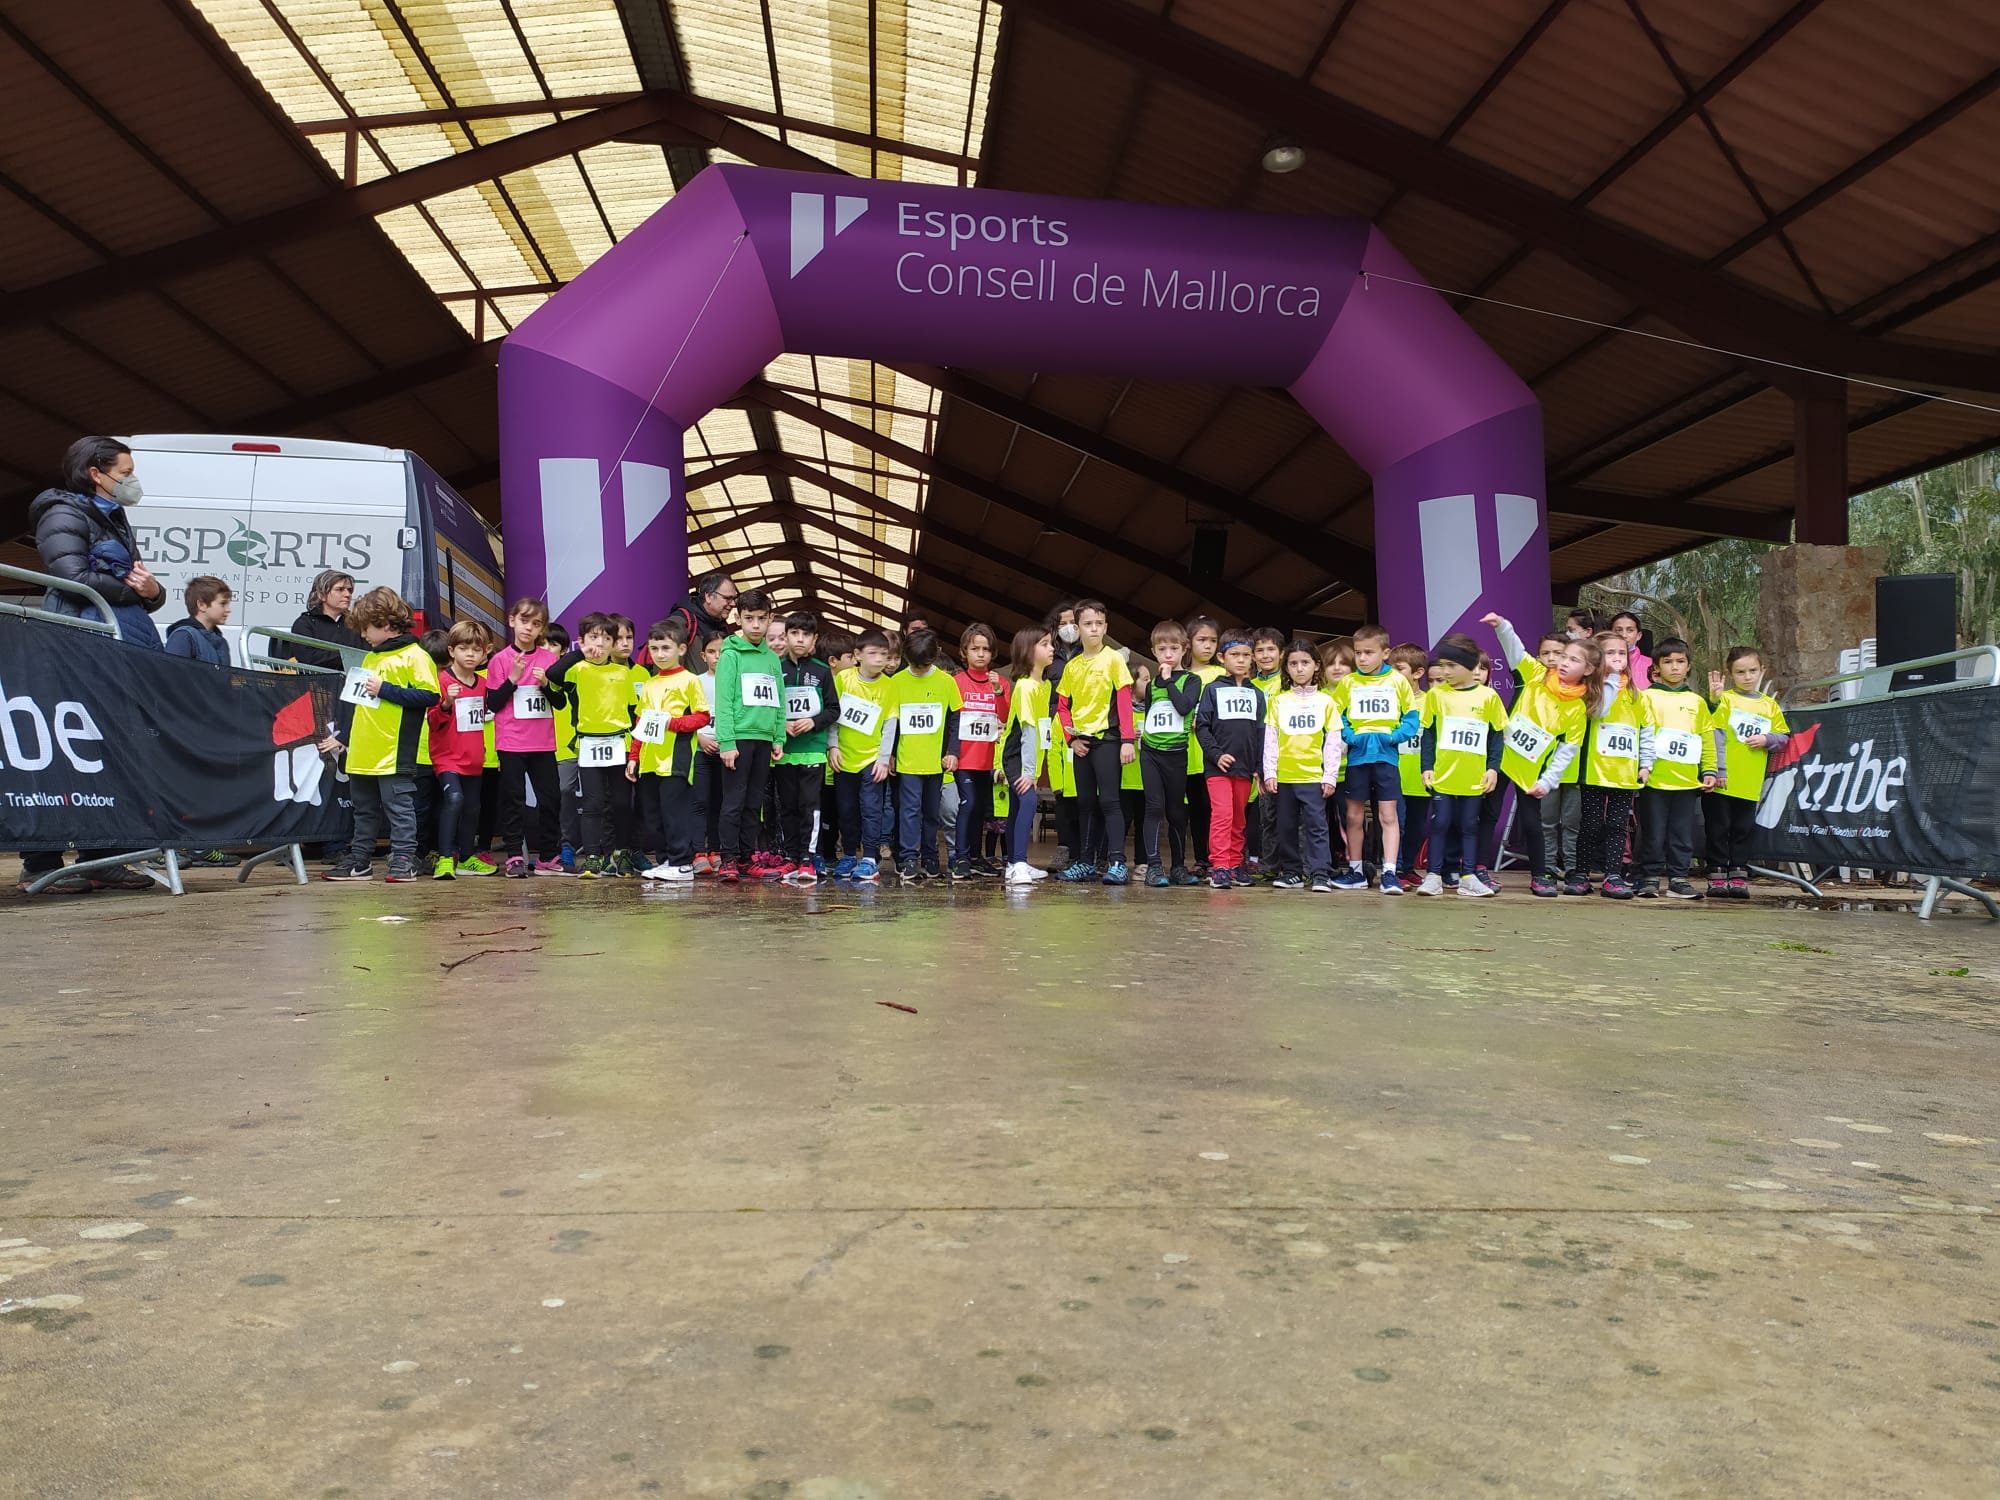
<box><xmin>315</xmin><ymin>583</ymin><xmax>1790</xmax><ymax>900</ymax></box>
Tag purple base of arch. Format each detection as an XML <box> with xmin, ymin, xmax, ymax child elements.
<box><xmin>500</xmin><ymin>164</ymin><xmax>1549</xmax><ymax>646</ymax></box>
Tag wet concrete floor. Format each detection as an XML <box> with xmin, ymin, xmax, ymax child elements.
<box><xmin>2</xmin><ymin>866</ymin><xmax>1997</xmax><ymax>1498</ymax></box>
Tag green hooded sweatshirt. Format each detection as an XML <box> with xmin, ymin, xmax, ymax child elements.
<box><xmin>712</xmin><ymin>630</ymin><xmax>785</xmax><ymax>750</ymax></box>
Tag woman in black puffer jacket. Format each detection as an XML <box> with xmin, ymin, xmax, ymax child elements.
<box><xmin>17</xmin><ymin>437</ymin><xmax>166</xmax><ymax>894</ymax></box>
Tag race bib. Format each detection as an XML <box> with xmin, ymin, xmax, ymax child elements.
<box><xmin>786</xmin><ymin>684</ymin><xmax>820</xmax><ymax>718</ymax></box>
<box><xmin>1398</xmin><ymin>738</ymin><xmax>1419</xmax><ymax>758</ymax></box>
<box><xmin>577</xmin><ymin>733</ymin><xmax>625</xmax><ymax>768</ymax></box>
<box><xmin>1215</xmin><ymin>687</ymin><xmax>1257</xmax><ymax>721</ymax></box>
<box><xmin>741</xmin><ymin>672</ymin><xmax>780</xmax><ymax>710</ymax></box>
<box><xmin>1658</xmin><ymin>728</ymin><xmax>1701</xmax><ymax>765</ymax></box>
<box><xmin>453</xmin><ymin>695</ymin><xmax>486</xmax><ymax>734</ymax></box>
<box><xmin>1279</xmin><ymin>701</ymin><xmax>1326</xmax><ymax>737</ymax></box>
<box><xmin>1595</xmin><ymin>720</ymin><xmax>1638</xmax><ymax>760</ymax></box>
<box><xmin>1144</xmin><ymin>700</ymin><xmax>1186</xmax><ymax>736</ymax></box>
<box><xmin>340</xmin><ymin>667</ymin><xmax>378</xmax><ymax>707</ymax></box>
<box><xmin>633</xmin><ymin>708</ymin><xmax>670</xmax><ymax>745</ymax></box>
<box><xmin>1503</xmin><ymin>714</ymin><xmax>1553</xmax><ymax>764</ymax></box>
<box><xmin>1347</xmin><ymin>687</ymin><xmax>1397</xmax><ymax>721</ymax></box>
<box><xmin>960</xmin><ymin>712</ymin><xmax>1002</xmax><ymax>744</ymax></box>
<box><xmin>513</xmin><ymin>686</ymin><xmax>551</xmax><ymax>720</ymax></box>
<box><xmin>898</xmin><ymin>700</ymin><xmax>943</xmax><ymax>737</ymax></box>
<box><xmin>1730</xmin><ymin>709</ymin><xmax>1772</xmax><ymax>743</ymax></box>
<box><xmin>1441</xmin><ymin>715</ymin><xmax>1487</xmax><ymax>754</ymax></box>
<box><xmin>838</xmin><ymin>696</ymin><xmax>882</xmax><ymax>736</ymax></box>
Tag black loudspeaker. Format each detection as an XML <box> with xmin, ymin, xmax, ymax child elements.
<box><xmin>1876</xmin><ymin>573</ymin><xmax>1957</xmax><ymax>689</ymax></box>
<box><xmin>1190</xmin><ymin>525</ymin><xmax>1228</xmax><ymax>585</ymax></box>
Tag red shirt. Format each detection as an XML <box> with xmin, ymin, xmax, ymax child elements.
<box><xmin>952</xmin><ymin>668</ymin><xmax>1011</xmax><ymax>772</ymax></box>
<box><xmin>426</xmin><ymin>666</ymin><xmax>489</xmax><ymax>774</ymax></box>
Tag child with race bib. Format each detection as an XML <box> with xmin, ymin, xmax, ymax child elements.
<box><xmin>321</xmin><ymin>587</ymin><xmax>440</xmax><ymax>884</ymax></box>
<box><xmin>1194</xmin><ymin>632</ymin><xmax>1267</xmax><ymax>888</ymax></box>
<box><xmin>1054</xmin><ymin>601</ymin><xmax>1137</xmax><ymax>885</ymax></box>
<box><xmin>1137</xmin><ymin>620</ymin><xmax>1203</xmax><ymax>887</ymax></box>
<box><xmin>882</xmin><ymin>627</ymin><xmax>962</xmax><ymax>881</ymax></box>
<box><xmin>486</xmin><ymin>598</ymin><xmax>564</xmax><ymax>877</ymax></box>
<box><xmin>545</xmin><ymin>613</ymin><xmax>639</xmax><ymax>878</ymax></box>
<box><xmin>1704</xmin><ymin>646</ymin><xmax>1789</xmax><ymax>898</ymax></box>
<box><xmin>776</xmin><ymin>611</ymin><xmax>838</xmax><ymax>885</ymax></box>
<box><xmin>1483</xmin><ymin>613</ymin><xmax>1597</xmax><ymax>897</ymax></box>
<box><xmin>1636</xmin><ymin>637</ymin><xmax>1718</xmax><ymax>899</ymax></box>
<box><xmin>1181</xmin><ymin>615</ymin><xmax>1225</xmax><ymax>874</ymax></box>
<box><xmin>1389</xmin><ymin>644</ymin><xmax>1430</xmax><ymax>884</ymax></box>
<box><xmin>711</xmin><ymin>590</ymin><xmax>786</xmax><ymax>884</ymax></box>
<box><xmin>1576</xmin><ymin>630</ymin><xmax>1644</xmax><ymax>899</ymax></box>
<box><xmin>1332</xmin><ymin>623</ymin><xmax>1420</xmax><ymax>893</ymax></box>
<box><xmin>951</xmin><ymin>622</ymin><xmax>1011</xmax><ymax>879</ymax></box>
<box><xmin>1000</xmin><ymin>626</ymin><xmax>1056</xmax><ymax>886</ymax></box>
<box><xmin>832</xmin><ymin>630</ymin><xmax>896</xmax><ymax>884</ymax></box>
<box><xmin>1416</xmin><ymin>634</ymin><xmax>1507</xmax><ymax>897</ymax></box>
<box><xmin>631</xmin><ymin>617</ymin><xmax>710</xmax><ymax>883</ymax></box>
<box><xmin>427</xmin><ymin>620</ymin><xmax>495</xmax><ymax>879</ymax></box>
<box><xmin>1263</xmin><ymin>639</ymin><xmax>1344</xmax><ymax>891</ymax></box>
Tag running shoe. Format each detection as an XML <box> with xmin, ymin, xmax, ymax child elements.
<box><xmin>1633</xmin><ymin>877</ymin><xmax>1659</xmax><ymax>899</ymax></box>
<box><xmin>534</xmin><ymin>858</ymin><xmax>568</xmax><ymax>875</ymax></box>
<box><xmin>1271</xmin><ymin>873</ymin><xmax>1305</xmax><ymax>890</ymax></box>
<box><xmin>321</xmin><ymin>860</ymin><xmax>374</xmax><ymax>882</ymax></box>
<box><xmin>950</xmin><ymin>860</ymin><xmax>974</xmax><ymax>881</ymax></box>
<box><xmin>1458</xmin><ymin>873</ymin><xmax>1496</xmax><ymax>897</ymax></box>
<box><xmin>1475</xmin><ymin>865</ymin><xmax>1500</xmax><ymax>892</ymax></box>
<box><xmin>1378</xmin><ymin>871</ymin><xmax>1405</xmax><ymax>895</ymax></box>
<box><xmin>385</xmin><ymin>857</ymin><xmax>419</xmax><ymax>883</ymax></box>
<box><xmin>1310</xmin><ymin>875</ymin><xmax>1335</xmax><ymax>893</ymax></box>
<box><xmin>853</xmin><ymin>857</ymin><xmax>880</xmax><ymax>884</ymax></box>
<box><xmin>1666</xmin><ymin>878</ymin><xmax>1700</xmax><ymax>899</ymax></box>
<box><xmin>1145</xmin><ymin>863</ymin><xmax>1169</xmax><ymax>888</ymax></box>
<box><xmin>432</xmin><ymin>857</ymin><xmax>456</xmax><ymax>881</ymax></box>
<box><xmin>717</xmin><ymin>861</ymin><xmax>740</xmax><ymax>884</ymax></box>
<box><xmin>1727</xmin><ymin>873</ymin><xmax>1750</xmax><ymax>899</ymax></box>
<box><xmin>504</xmin><ymin>855</ymin><xmax>529</xmax><ymax>879</ymax></box>
<box><xmin>1561</xmin><ymin>875</ymin><xmax>1591</xmax><ymax>896</ymax></box>
<box><xmin>1600</xmin><ymin>875</ymin><xmax>1634</xmax><ymax>900</ymax></box>
<box><xmin>460</xmin><ymin>854</ymin><xmax>499</xmax><ymax>877</ymax></box>
<box><xmin>1102</xmin><ymin>861</ymin><xmax>1130</xmax><ymax>886</ymax></box>
<box><xmin>1004</xmin><ymin>861</ymin><xmax>1037</xmax><ymax>886</ymax></box>
<box><xmin>1054</xmin><ymin>862</ymin><xmax>1097</xmax><ymax>883</ymax></box>
<box><xmin>1169</xmin><ymin>866</ymin><xmax>1200</xmax><ymax>887</ymax></box>
<box><xmin>182</xmin><ymin>849</ymin><xmax>242</xmax><ymax>868</ymax></box>
<box><xmin>1331</xmin><ymin>865</ymin><xmax>1369</xmax><ymax>890</ymax></box>
<box><xmin>1530</xmin><ymin>873</ymin><xmax>1560</xmax><ymax>897</ymax></box>
<box><xmin>1208</xmin><ymin>867</ymin><xmax>1233</xmax><ymax>889</ymax></box>
<box><xmin>1415</xmin><ymin>872</ymin><xmax>1444</xmax><ymax>896</ymax></box>
<box><xmin>1708</xmin><ymin>873</ymin><xmax>1729</xmax><ymax>899</ymax></box>
<box><xmin>833</xmin><ymin>855</ymin><xmax>858</xmax><ymax>880</ymax></box>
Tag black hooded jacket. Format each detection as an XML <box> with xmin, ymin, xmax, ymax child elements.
<box><xmin>29</xmin><ymin>489</ymin><xmax>165</xmax><ymax>614</ymax></box>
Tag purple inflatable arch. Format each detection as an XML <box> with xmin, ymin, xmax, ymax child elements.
<box><xmin>500</xmin><ymin>164</ymin><xmax>1547</xmax><ymax>647</ymax></box>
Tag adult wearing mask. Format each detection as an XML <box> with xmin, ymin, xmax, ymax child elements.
<box><xmin>667</xmin><ymin>571</ymin><xmax>738</xmax><ymax>651</ymax></box>
<box><xmin>1046</xmin><ymin>599</ymin><xmax>1082</xmax><ymax>682</ymax></box>
<box><xmin>18</xmin><ymin>437</ymin><xmax>164</xmax><ymax>893</ymax></box>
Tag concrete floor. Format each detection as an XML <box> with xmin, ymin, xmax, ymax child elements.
<box><xmin>2</xmin><ymin>864</ymin><xmax>1997</xmax><ymax>1499</ymax></box>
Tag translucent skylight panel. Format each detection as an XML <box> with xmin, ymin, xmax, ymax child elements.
<box><xmin>664</xmin><ymin>0</ymin><xmax>780</xmax><ymax>112</ymax></box>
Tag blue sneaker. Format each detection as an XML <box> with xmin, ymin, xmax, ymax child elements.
<box><xmin>1102</xmin><ymin>861</ymin><xmax>1129</xmax><ymax>886</ymax></box>
<box><xmin>559</xmin><ymin>843</ymin><xmax>577</xmax><ymax>874</ymax></box>
<box><xmin>1054</xmin><ymin>862</ymin><xmax>1097</xmax><ymax>883</ymax></box>
<box><xmin>1378</xmin><ymin>870</ymin><xmax>1405</xmax><ymax>895</ymax></box>
<box><xmin>833</xmin><ymin>855</ymin><xmax>857</xmax><ymax>880</ymax></box>
<box><xmin>1209</xmin><ymin>866</ymin><xmax>1233</xmax><ymax>889</ymax></box>
<box><xmin>1330</xmin><ymin>865</ymin><xmax>1369</xmax><ymax>890</ymax></box>
<box><xmin>853</xmin><ymin>857</ymin><xmax>879</xmax><ymax>884</ymax></box>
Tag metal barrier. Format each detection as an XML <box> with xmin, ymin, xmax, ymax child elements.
<box><xmin>0</xmin><ymin>560</ymin><xmax>126</xmax><ymax>642</ymax></box>
<box><xmin>244</xmin><ymin>623</ymin><xmax>361</xmax><ymax>677</ymax></box>
<box><xmin>1754</xmin><ymin>645</ymin><xmax>2000</xmax><ymax>920</ymax></box>
<box><xmin>2</xmin><ymin>577</ymin><xmax>313</xmax><ymax>896</ymax></box>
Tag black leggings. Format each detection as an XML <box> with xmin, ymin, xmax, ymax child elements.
<box><xmin>1140</xmin><ymin>743</ymin><xmax>1188</xmax><ymax>867</ymax></box>
<box><xmin>497</xmin><ymin>749</ymin><xmax>559</xmax><ymax>861</ymax></box>
<box><xmin>1187</xmin><ymin>769</ymin><xmax>1211</xmax><ymax>864</ymax></box>
<box><xmin>1579</xmin><ymin>786</ymin><xmax>1636</xmax><ymax>879</ymax></box>
<box><xmin>435</xmin><ymin>770</ymin><xmax>482</xmax><ymax>861</ymax></box>
<box><xmin>1071</xmin><ymin>736</ymin><xmax>1127</xmax><ymax>866</ymax></box>
<box><xmin>1706</xmin><ymin>792</ymin><xmax>1757</xmax><ymax>873</ymax></box>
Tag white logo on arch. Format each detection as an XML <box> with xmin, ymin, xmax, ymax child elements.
<box><xmin>790</xmin><ymin>191</ymin><xmax>870</xmax><ymax>278</ymax></box>
<box><xmin>1417</xmin><ymin>491</ymin><xmax>1543</xmax><ymax>645</ymax></box>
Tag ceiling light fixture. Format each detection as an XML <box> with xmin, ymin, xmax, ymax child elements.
<box><xmin>1261</xmin><ymin>137</ymin><xmax>1306</xmax><ymax>174</ymax></box>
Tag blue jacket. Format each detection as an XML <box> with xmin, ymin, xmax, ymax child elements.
<box><xmin>165</xmin><ymin>619</ymin><xmax>232</xmax><ymax>666</ymax></box>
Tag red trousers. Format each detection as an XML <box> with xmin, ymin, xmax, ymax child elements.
<box><xmin>1205</xmin><ymin>774</ymin><xmax>1252</xmax><ymax>869</ymax></box>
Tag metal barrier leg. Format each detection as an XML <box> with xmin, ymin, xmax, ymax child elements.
<box><xmin>236</xmin><ymin>844</ymin><xmax>308</xmax><ymax>886</ymax></box>
<box><xmin>33</xmin><ymin>849</ymin><xmax>180</xmax><ymax>895</ymax></box>
<box><xmin>1920</xmin><ymin>876</ymin><xmax>2000</xmax><ymax>922</ymax></box>
<box><xmin>1748</xmin><ymin>863</ymin><xmax>1823</xmax><ymax>897</ymax></box>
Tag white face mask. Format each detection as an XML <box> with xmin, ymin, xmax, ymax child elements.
<box><xmin>101</xmin><ymin>475</ymin><xmax>143</xmax><ymax>506</ymax></box>
<box><xmin>1057</xmin><ymin>623</ymin><xmax>1079</xmax><ymax>644</ymax></box>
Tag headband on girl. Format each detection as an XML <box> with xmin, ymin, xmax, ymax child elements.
<box><xmin>1432</xmin><ymin>641</ymin><xmax>1480</xmax><ymax>670</ymax></box>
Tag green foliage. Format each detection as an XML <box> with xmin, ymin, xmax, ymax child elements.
<box><xmin>1577</xmin><ymin>448</ymin><xmax>2000</xmax><ymax>680</ymax></box>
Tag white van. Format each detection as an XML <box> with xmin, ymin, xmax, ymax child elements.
<box><xmin>123</xmin><ymin>435</ymin><xmax>505</xmax><ymax>664</ymax></box>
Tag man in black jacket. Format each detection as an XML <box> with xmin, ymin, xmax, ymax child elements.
<box><xmin>666</xmin><ymin>572</ymin><xmax>737</xmax><ymax>651</ymax></box>
<box><xmin>19</xmin><ymin>437</ymin><xmax>166</xmax><ymax>893</ymax></box>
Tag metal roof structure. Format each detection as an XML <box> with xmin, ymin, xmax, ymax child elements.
<box><xmin>3</xmin><ymin>1</ymin><xmax>1996</xmax><ymax>640</ymax></box>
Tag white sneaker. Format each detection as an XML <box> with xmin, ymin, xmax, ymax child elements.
<box><xmin>1416</xmin><ymin>872</ymin><xmax>1444</xmax><ymax>896</ymax></box>
<box><xmin>1005</xmin><ymin>861</ymin><xmax>1036</xmax><ymax>886</ymax></box>
<box><xmin>1027</xmin><ymin>862</ymin><xmax>1048</xmax><ymax>881</ymax></box>
<box><xmin>662</xmin><ymin>864</ymin><xmax>695</xmax><ymax>883</ymax></box>
<box><xmin>1458</xmin><ymin>873</ymin><xmax>1497</xmax><ymax>898</ymax></box>
<box><xmin>639</xmin><ymin>862</ymin><xmax>674</xmax><ymax>880</ymax></box>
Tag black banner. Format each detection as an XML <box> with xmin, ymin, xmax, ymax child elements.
<box><xmin>2</xmin><ymin>614</ymin><xmax>346</xmax><ymax>852</ymax></box>
<box><xmin>1748</xmin><ymin>684</ymin><xmax>2000</xmax><ymax>878</ymax></box>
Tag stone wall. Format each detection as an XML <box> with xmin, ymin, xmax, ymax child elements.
<box><xmin>1757</xmin><ymin>543</ymin><xmax>1888</xmax><ymax>699</ymax></box>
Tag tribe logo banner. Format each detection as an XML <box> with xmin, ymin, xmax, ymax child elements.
<box><xmin>0</xmin><ymin>614</ymin><xmax>345</xmax><ymax>853</ymax></box>
<box><xmin>1749</xmin><ymin>688</ymin><xmax>2000</xmax><ymax>878</ymax></box>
